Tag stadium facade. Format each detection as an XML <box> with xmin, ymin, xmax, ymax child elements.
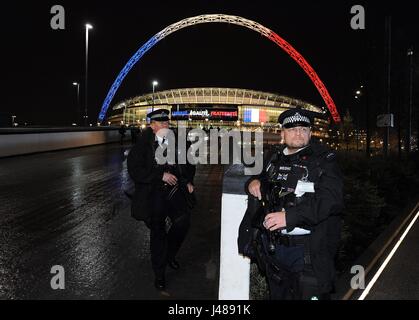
<box><xmin>107</xmin><ymin>87</ymin><xmax>331</xmax><ymax>138</ymax></box>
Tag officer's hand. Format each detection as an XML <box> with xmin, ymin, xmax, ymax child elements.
<box><xmin>163</xmin><ymin>172</ymin><xmax>178</xmax><ymax>186</ymax></box>
<box><xmin>187</xmin><ymin>183</ymin><xmax>194</xmax><ymax>193</ymax></box>
<box><xmin>263</xmin><ymin>211</ymin><xmax>286</xmax><ymax>231</ymax></box>
<box><xmin>248</xmin><ymin>179</ymin><xmax>262</xmax><ymax>200</ymax></box>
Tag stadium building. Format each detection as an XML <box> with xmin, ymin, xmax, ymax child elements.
<box><xmin>107</xmin><ymin>87</ymin><xmax>331</xmax><ymax>138</ymax></box>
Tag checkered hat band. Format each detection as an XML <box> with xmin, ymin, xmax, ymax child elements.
<box><xmin>150</xmin><ymin>114</ymin><xmax>168</xmax><ymax>119</ymax></box>
<box><xmin>282</xmin><ymin>113</ymin><xmax>310</xmax><ymax>126</ymax></box>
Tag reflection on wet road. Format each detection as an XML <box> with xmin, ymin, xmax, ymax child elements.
<box><xmin>0</xmin><ymin>144</ymin><xmax>223</xmax><ymax>299</ymax></box>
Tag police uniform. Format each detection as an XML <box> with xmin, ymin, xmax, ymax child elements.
<box><xmin>127</xmin><ymin>109</ymin><xmax>196</xmax><ymax>290</ymax></box>
<box><xmin>239</xmin><ymin>108</ymin><xmax>344</xmax><ymax>300</ymax></box>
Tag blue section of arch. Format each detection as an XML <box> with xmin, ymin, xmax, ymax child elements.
<box><xmin>98</xmin><ymin>35</ymin><xmax>159</xmax><ymax>122</ymax></box>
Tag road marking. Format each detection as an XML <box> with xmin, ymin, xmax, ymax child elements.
<box><xmin>359</xmin><ymin>209</ymin><xmax>419</xmax><ymax>300</ymax></box>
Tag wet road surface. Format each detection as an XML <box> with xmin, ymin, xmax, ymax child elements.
<box><xmin>0</xmin><ymin>143</ymin><xmax>223</xmax><ymax>299</ymax></box>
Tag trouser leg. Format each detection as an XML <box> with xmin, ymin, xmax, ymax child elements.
<box><xmin>149</xmin><ymin>193</ymin><xmax>168</xmax><ymax>277</ymax></box>
<box><xmin>261</xmin><ymin>234</ymin><xmax>305</xmax><ymax>300</ymax></box>
<box><xmin>266</xmin><ymin>266</ymin><xmax>300</xmax><ymax>300</ymax></box>
<box><xmin>299</xmin><ymin>264</ymin><xmax>329</xmax><ymax>300</ymax></box>
<box><xmin>166</xmin><ymin>190</ymin><xmax>190</xmax><ymax>261</ymax></box>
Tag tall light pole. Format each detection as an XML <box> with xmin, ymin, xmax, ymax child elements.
<box><xmin>407</xmin><ymin>47</ymin><xmax>414</xmax><ymax>153</ymax></box>
<box><xmin>73</xmin><ymin>82</ymin><xmax>80</xmax><ymax>124</ymax></box>
<box><xmin>123</xmin><ymin>103</ymin><xmax>127</xmax><ymax>125</ymax></box>
<box><xmin>384</xmin><ymin>16</ymin><xmax>392</xmax><ymax>156</ymax></box>
<box><xmin>354</xmin><ymin>86</ymin><xmax>364</xmax><ymax>152</ymax></box>
<box><xmin>85</xmin><ymin>23</ymin><xmax>93</xmax><ymax>126</ymax></box>
<box><xmin>152</xmin><ymin>80</ymin><xmax>158</xmax><ymax>112</ymax></box>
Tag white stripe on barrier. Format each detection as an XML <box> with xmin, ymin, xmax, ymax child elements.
<box><xmin>218</xmin><ymin>193</ymin><xmax>250</xmax><ymax>300</ymax></box>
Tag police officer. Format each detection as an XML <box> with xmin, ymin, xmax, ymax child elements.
<box><xmin>127</xmin><ymin>109</ymin><xmax>195</xmax><ymax>290</ymax></box>
<box><xmin>240</xmin><ymin>108</ymin><xmax>344</xmax><ymax>300</ymax></box>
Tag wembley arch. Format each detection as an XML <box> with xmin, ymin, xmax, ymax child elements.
<box><xmin>97</xmin><ymin>14</ymin><xmax>341</xmax><ymax>123</ymax></box>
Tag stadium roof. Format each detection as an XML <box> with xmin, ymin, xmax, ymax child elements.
<box><xmin>112</xmin><ymin>87</ymin><xmax>326</xmax><ymax>115</ymax></box>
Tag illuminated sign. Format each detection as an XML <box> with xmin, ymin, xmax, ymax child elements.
<box><xmin>210</xmin><ymin>111</ymin><xmax>238</xmax><ymax>118</ymax></box>
<box><xmin>171</xmin><ymin>107</ymin><xmax>238</xmax><ymax>121</ymax></box>
<box><xmin>172</xmin><ymin>111</ymin><xmax>189</xmax><ymax>117</ymax></box>
<box><xmin>190</xmin><ymin>110</ymin><xmax>210</xmax><ymax>117</ymax></box>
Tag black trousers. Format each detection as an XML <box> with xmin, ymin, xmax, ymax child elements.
<box><xmin>149</xmin><ymin>186</ymin><xmax>190</xmax><ymax>277</ymax></box>
<box><xmin>261</xmin><ymin>233</ymin><xmax>327</xmax><ymax>300</ymax></box>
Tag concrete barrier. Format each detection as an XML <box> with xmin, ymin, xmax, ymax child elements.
<box><xmin>0</xmin><ymin>127</ymin><xmax>128</xmax><ymax>157</ymax></box>
<box><xmin>218</xmin><ymin>164</ymin><xmax>251</xmax><ymax>300</ymax></box>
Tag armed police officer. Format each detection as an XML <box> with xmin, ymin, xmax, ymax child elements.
<box><xmin>127</xmin><ymin>109</ymin><xmax>195</xmax><ymax>290</ymax></box>
<box><xmin>239</xmin><ymin>108</ymin><xmax>344</xmax><ymax>300</ymax></box>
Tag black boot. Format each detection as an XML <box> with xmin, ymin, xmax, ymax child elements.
<box><xmin>168</xmin><ymin>259</ymin><xmax>180</xmax><ymax>270</ymax></box>
<box><xmin>154</xmin><ymin>276</ymin><xmax>166</xmax><ymax>290</ymax></box>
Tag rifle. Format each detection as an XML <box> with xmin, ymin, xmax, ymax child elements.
<box><xmin>252</xmin><ymin>180</ymin><xmax>294</xmax><ymax>255</ymax></box>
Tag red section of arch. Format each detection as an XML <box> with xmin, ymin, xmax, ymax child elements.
<box><xmin>268</xmin><ymin>32</ymin><xmax>341</xmax><ymax>123</ymax></box>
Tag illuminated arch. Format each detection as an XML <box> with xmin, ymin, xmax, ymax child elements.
<box><xmin>98</xmin><ymin>14</ymin><xmax>341</xmax><ymax>123</ymax></box>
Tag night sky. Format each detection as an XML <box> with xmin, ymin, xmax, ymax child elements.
<box><xmin>2</xmin><ymin>0</ymin><xmax>418</xmax><ymax>126</ymax></box>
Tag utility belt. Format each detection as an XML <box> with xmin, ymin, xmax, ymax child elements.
<box><xmin>273</xmin><ymin>232</ymin><xmax>309</xmax><ymax>246</ymax></box>
<box><xmin>273</xmin><ymin>233</ymin><xmax>311</xmax><ymax>265</ymax></box>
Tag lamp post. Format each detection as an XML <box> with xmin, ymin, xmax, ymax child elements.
<box><xmin>354</xmin><ymin>88</ymin><xmax>363</xmax><ymax>152</ymax></box>
<box><xmin>355</xmin><ymin>85</ymin><xmax>370</xmax><ymax>156</ymax></box>
<box><xmin>384</xmin><ymin>16</ymin><xmax>392</xmax><ymax>156</ymax></box>
<box><xmin>84</xmin><ymin>23</ymin><xmax>93</xmax><ymax>126</ymax></box>
<box><xmin>407</xmin><ymin>47</ymin><xmax>414</xmax><ymax>153</ymax></box>
<box><xmin>152</xmin><ymin>80</ymin><xmax>158</xmax><ymax>112</ymax></box>
<box><xmin>73</xmin><ymin>82</ymin><xmax>80</xmax><ymax>124</ymax></box>
<box><xmin>123</xmin><ymin>103</ymin><xmax>127</xmax><ymax>125</ymax></box>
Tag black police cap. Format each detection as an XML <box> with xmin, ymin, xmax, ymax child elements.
<box><xmin>147</xmin><ymin>109</ymin><xmax>170</xmax><ymax>121</ymax></box>
<box><xmin>278</xmin><ymin>108</ymin><xmax>314</xmax><ymax>128</ymax></box>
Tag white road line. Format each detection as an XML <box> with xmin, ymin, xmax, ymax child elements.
<box><xmin>359</xmin><ymin>209</ymin><xmax>419</xmax><ymax>300</ymax></box>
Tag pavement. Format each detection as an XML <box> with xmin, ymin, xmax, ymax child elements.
<box><xmin>0</xmin><ymin>143</ymin><xmax>224</xmax><ymax>299</ymax></box>
<box><xmin>364</xmin><ymin>208</ymin><xmax>419</xmax><ymax>300</ymax></box>
<box><xmin>333</xmin><ymin>199</ymin><xmax>419</xmax><ymax>300</ymax></box>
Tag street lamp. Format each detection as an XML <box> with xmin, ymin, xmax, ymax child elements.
<box><xmin>152</xmin><ymin>80</ymin><xmax>158</xmax><ymax>112</ymax></box>
<box><xmin>123</xmin><ymin>103</ymin><xmax>127</xmax><ymax>125</ymax></box>
<box><xmin>85</xmin><ymin>23</ymin><xmax>93</xmax><ymax>126</ymax></box>
<box><xmin>354</xmin><ymin>87</ymin><xmax>364</xmax><ymax>152</ymax></box>
<box><xmin>407</xmin><ymin>47</ymin><xmax>414</xmax><ymax>153</ymax></box>
<box><xmin>73</xmin><ymin>82</ymin><xmax>80</xmax><ymax>124</ymax></box>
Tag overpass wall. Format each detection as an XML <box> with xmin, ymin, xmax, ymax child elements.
<box><xmin>0</xmin><ymin>128</ymin><xmax>127</xmax><ymax>157</ymax></box>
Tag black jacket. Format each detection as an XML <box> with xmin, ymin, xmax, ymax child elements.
<box><xmin>127</xmin><ymin>128</ymin><xmax>195</xmax><ymax>225</ymax></box>
<box><xmin>239</xmin><ymin>142</ymin><xmax>344</xmax><ymax>293</ymax></box>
